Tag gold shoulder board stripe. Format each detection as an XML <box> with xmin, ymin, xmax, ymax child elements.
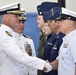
<box><xmin>5</xmin><ymin>31</ymin><xmax>12</xmax><ymax>37</ymax></box>
<box><xmin>0</xmin><ymin>24</ymin><xmax>2</xmax><ymax>27</ymax></box>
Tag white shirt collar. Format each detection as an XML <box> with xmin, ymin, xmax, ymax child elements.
<box><xmin>12</xmin><ymin>31</ymin><xmax>22</xmax><ymax>38</ymax></box>
<box><xmin>63</xmin><ymin>29</ymin><xmax>76</xmax><ymax>41</ymax></box>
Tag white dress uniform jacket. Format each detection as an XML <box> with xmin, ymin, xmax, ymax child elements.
<box><xmin>0</xmin><ymin>24</ymin><xmax>46</xmax><ymax>75</ymax></box>
<box><xmin>12</xmin><ymin>32</ymin><xmax>37</xmax><ymax>75</ymax></box>
<box><xmin>58</xmin><ymin>30</ymin><xmax>76</xmax><ymax>75</ymax></box>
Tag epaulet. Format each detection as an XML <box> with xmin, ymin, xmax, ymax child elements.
<box><xmin>23</xmin><ymin>34</ymin><xmax>31</xmax><ymax>39</ymax></box>
<box><xmin>0</xmin><ymin>24</ymin><xmax>2</xmax><ymax>27</ymax></box>
<box><xmin>5</xmin><ymin>31</ymin><xmax>12</xmax><ymax>37</ymax></box>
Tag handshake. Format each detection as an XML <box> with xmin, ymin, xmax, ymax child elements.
<box><xmin>43</xmin><ymin>60</ymin><xmax>52</xmax><ymax>72</ymax></box>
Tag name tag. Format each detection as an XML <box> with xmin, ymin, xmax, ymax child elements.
<box><xmin>53</xmin><ymin>46</ymin><xmax>57</xmax><ymax>50</ymax></box>
<box><xmin>47</xmin><ymin>42</ymin><xmax>52</xmax><ymax>45</ymax></box>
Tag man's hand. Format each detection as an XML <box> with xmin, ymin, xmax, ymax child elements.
<box><xmin>43</xmin><ymin>61</ymin><xmax>52</xmax><ymax>72</ymax></box>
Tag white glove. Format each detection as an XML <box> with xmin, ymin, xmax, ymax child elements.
<box><xmin>44</xmin><ymin>62</ymin><xmax>52</xmax><ymax>72</ymax></box>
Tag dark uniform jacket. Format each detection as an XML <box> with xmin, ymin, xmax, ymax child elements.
<box><xmin>50</xmin><ymin>32</ymin><xmax>65</xmax><ymax>75</ymax></box>
<box><xmin>42</xmin><ymin>32</ymin><xmax>65</xmax><ymax>75</ymax></box>
<box><xmin>42</xmin><ymin>33</ymin><xmax>56</xmax><ymax>75</ymax></box>
<box><xmin>42</xmin><ymin>33</ymin><xmax>56</xmax><ymax>61</ymax></box>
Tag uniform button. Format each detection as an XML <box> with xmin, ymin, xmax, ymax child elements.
<box><xmin>20</xmin><ymin>48</ymin><xmax>22</xmax><ymax>49</ymax></box>
<box><xmin>62</xmin><ymin>56</ymin><xmax>64</xmax><ymax>60</ymax></box>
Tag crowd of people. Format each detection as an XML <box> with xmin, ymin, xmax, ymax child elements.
<box><xmin>0</xmin><ymin>1</ymin><xmax>76</xmax><ymax>75</ymax></box>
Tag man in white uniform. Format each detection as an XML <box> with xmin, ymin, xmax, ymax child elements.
<box><xmin>12</xmin><ymin>10</ymin><xmax>37</xmax><ymax>75</ymax></box>
<box><xmin>57</xmin><ymin>7</ymin><xmax>76</xmax><ymax>75</ymax></box>
<box><xmin>0</xmin><ymin>2</ymin><xmax>52</xmax><ymax>75</ymax></box>
<box><xmin>47</xmin><ymin>7</ymin><xmax>76</xmax><ymax>75</ymax></box>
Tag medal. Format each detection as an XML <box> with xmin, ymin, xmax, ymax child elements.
<box><xmin>24</xmin><ymin>42</ymin><xmax>32</xmax><ymax>56</ymax></box>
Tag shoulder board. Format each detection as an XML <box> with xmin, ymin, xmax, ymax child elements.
<box><xmin>5</xmin><ymin>31</ymin><xmax>12</xmax><ymax>37</ymax></box>
<box><xmin>23</xmin><ymin>34</ymin><xmax>31</xmax><ymax>39</ymax></box>
<box><xmin>0</xmin><ymin>24</ymin><xmax>2</xmax><ymax>27</ymax></box>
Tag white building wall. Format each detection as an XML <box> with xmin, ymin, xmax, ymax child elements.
<box><xmin>66</xmin><ymin>0</ymin><xmax>76</xmax><ymax>12</ymax></box>
<box><xmin>0</xmin><ymin>0</ymin><xmax>57</xmax><ymax>12</ymax></box>
<box><xmin>0</xmin><ymin>0</ymin><xmax>76</xmax><ymax>12</ymax></box>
